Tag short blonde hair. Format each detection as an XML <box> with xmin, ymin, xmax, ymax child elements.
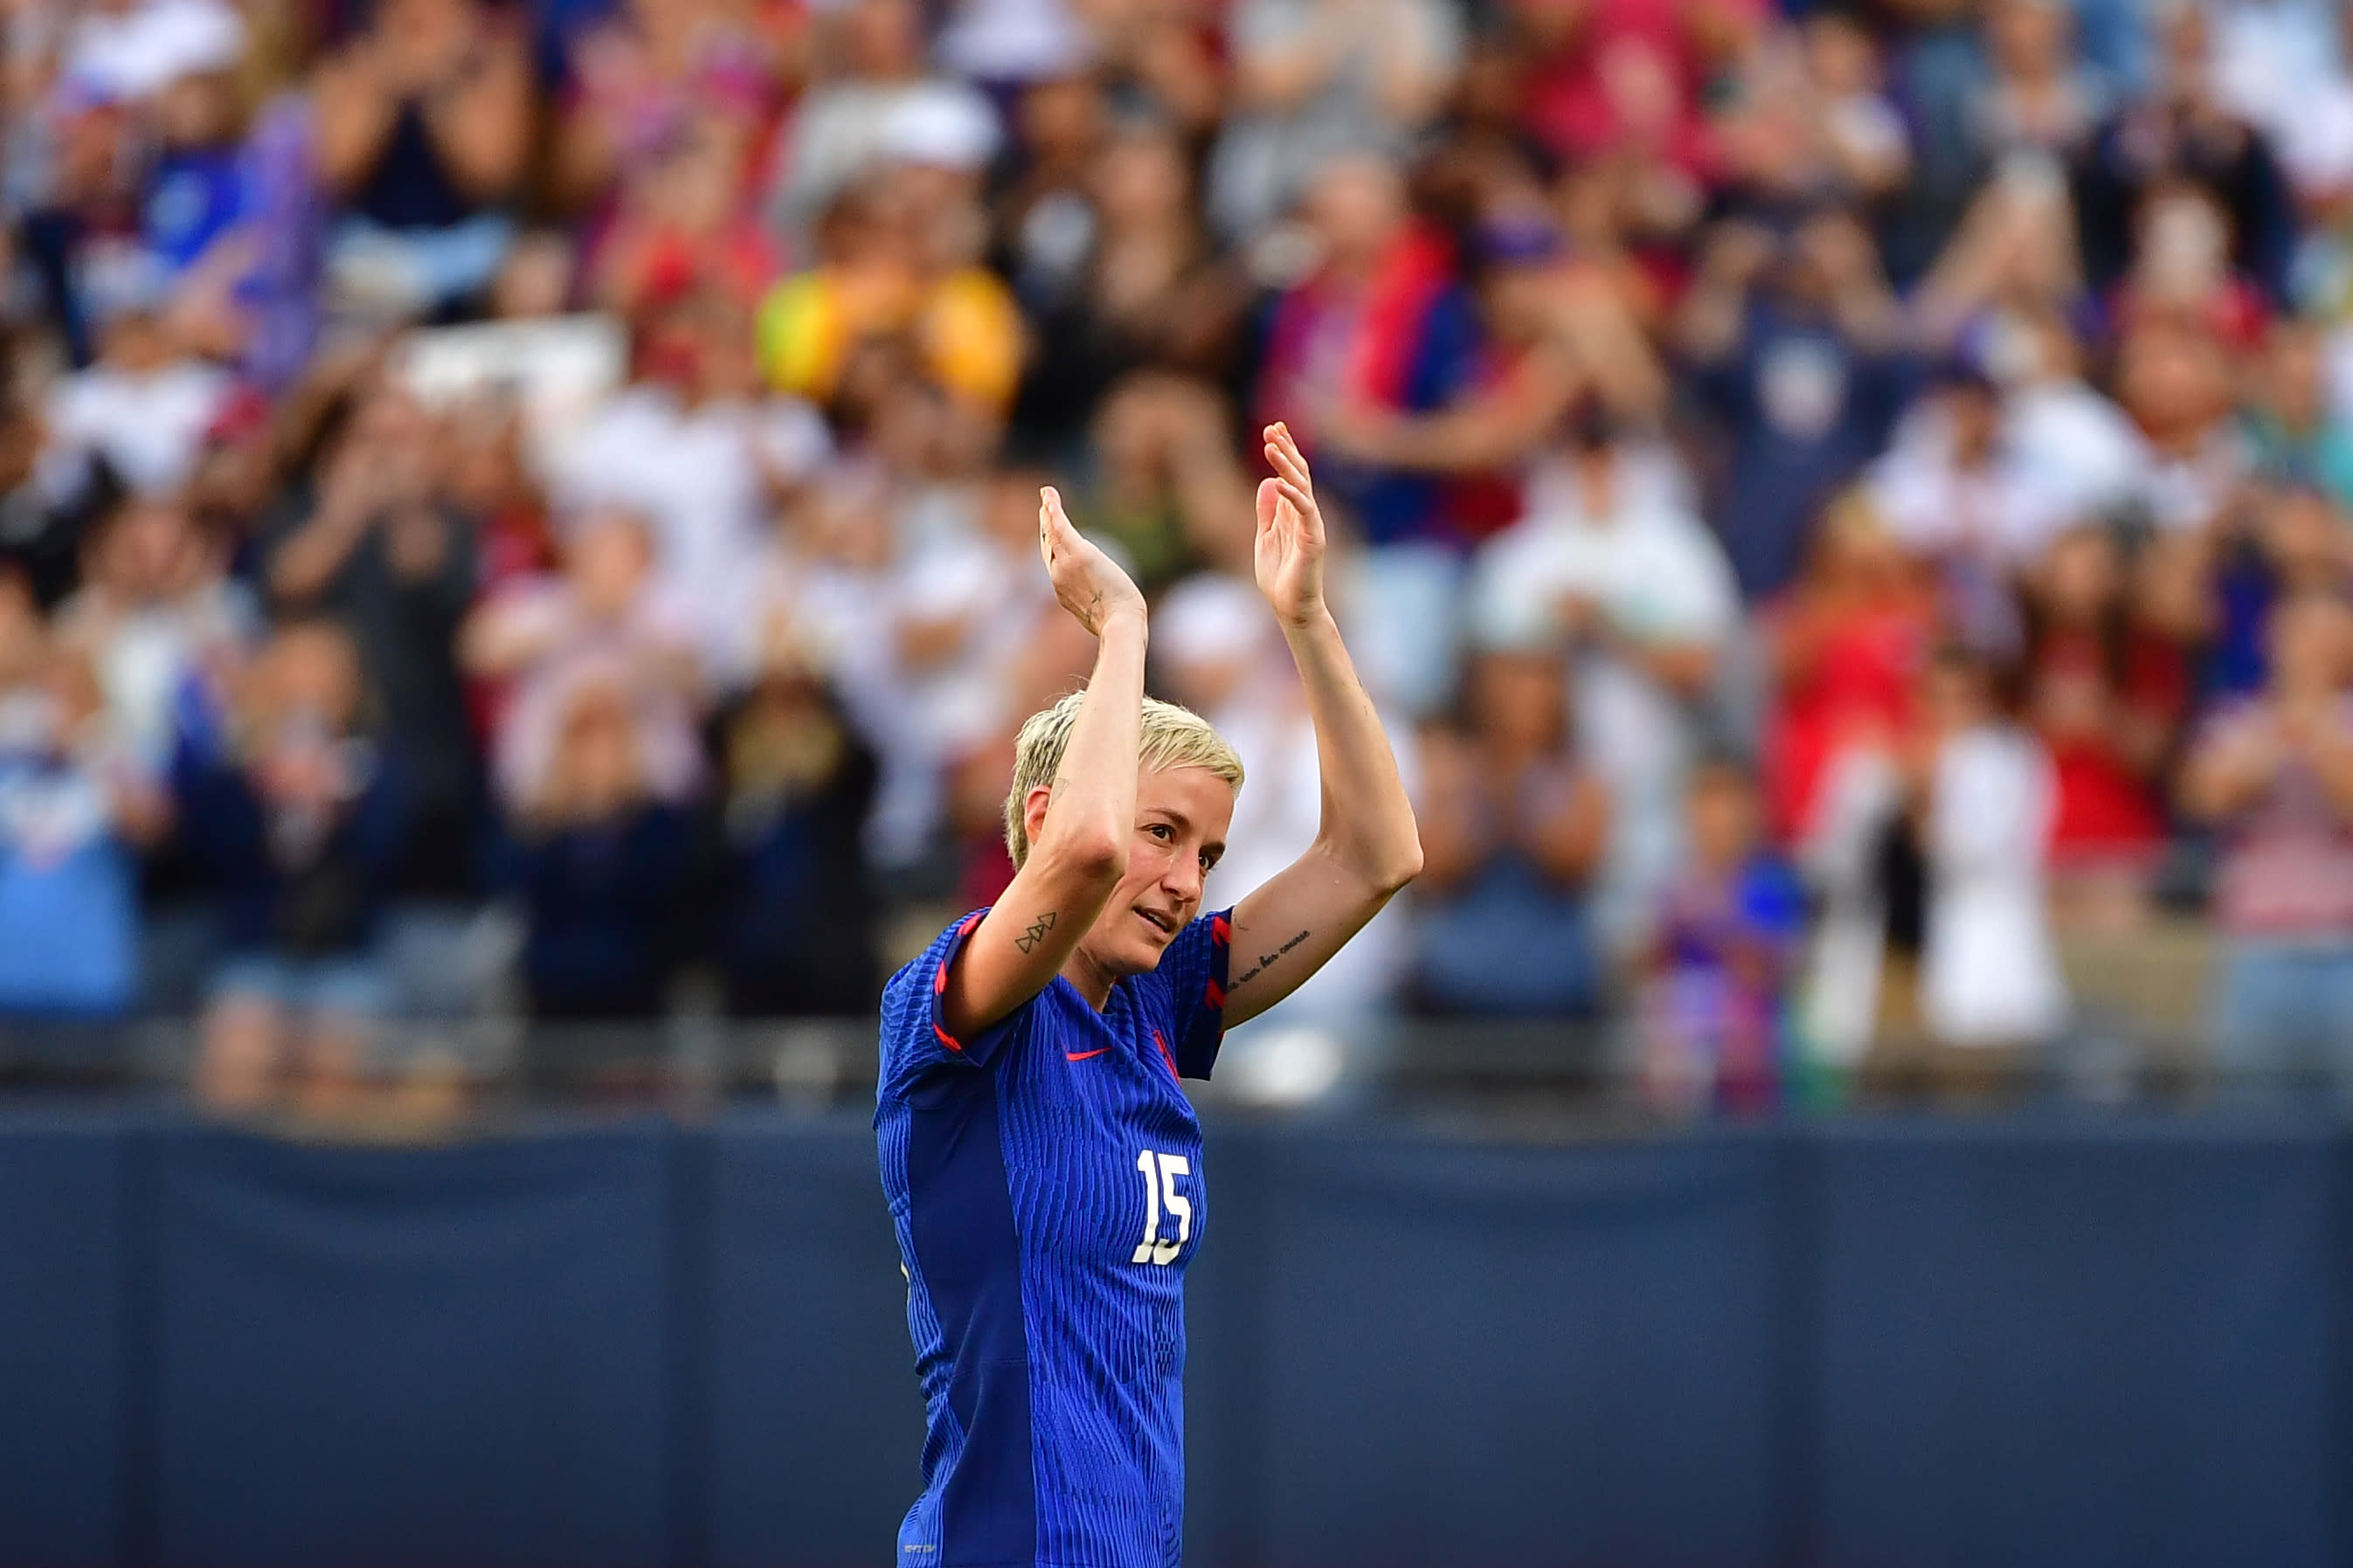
<box><xmin>1004</xmin><ymin>691</ymin><xmax>1244</xmax><ymax>867</ymax></box>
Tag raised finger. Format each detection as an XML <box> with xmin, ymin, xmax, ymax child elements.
<box><xmin>1263</xmin><ymin>426</ymin><xmax>1312</xmax><ymax>492</ymax></box>
<box><xmin>1275</xmin><ymin>478</ymin><xmax>1317</xmax><ymax>519</ymax></box>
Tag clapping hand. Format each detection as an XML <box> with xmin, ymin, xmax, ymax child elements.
<box><xmin>1038</xmin><ymin>486</ymin><xmax>1144</xmax><ymax>638</ymax></box>
<box><xmin>1256</xmin><ymin>422</ymin><xmax>1328</xmax><ymax>628</ymax></box>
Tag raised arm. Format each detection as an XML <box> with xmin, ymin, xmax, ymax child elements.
<box><xmin>1224</xmin><ymin>425</ymin><xmax>1422</xmax><ymax>1026</ymax></box>
<box><xmin>938</xmin><ymin>488</ymin><xmax>1149</xmax><ymax>1038</ymax></box>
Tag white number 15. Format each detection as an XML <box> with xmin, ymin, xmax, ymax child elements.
<box><xmin>1132</xmin><ymin>1150</ymin><xmax>1192</xmax><ymax>1265</ymax></box>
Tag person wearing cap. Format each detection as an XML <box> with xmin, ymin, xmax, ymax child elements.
<box><xmin>36</xmin><ymin>264</ymin><xmax>232</xmax><ymax>508</ymax></box>
<box><xmin>1865</xmin><ymin>350</ymin><xmax>2074</xmax><ymax>653</ymax></box>
<box><xmin>1466</xmin><ymin>387</ymin><xmax>1739</xmax><ymax>955</ymax></box>
<box><xmin>764</xmin><ymin>0</ymin><xmax>1000</xmax><ymax>243</ymax></box>
<box><xmin>755</xmin><ymin>124</ymin><xmax>1023</xmax><ymax>414</ymax></box>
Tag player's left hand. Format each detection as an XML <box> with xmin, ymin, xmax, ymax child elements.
<box><xmin>1256</xmin><ymin>422</ymin><xmax>1327</xmax><ymax>629</ymax></box>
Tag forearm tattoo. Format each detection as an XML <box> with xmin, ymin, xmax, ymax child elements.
<box><xmin>1014</xmin><ymin>911</ymin><xmax>1058</xmax><ymax>954</ymax></box>
<box><xmin>1232</xmin><ymin>929</ymin><xmax>1310</xmax><ymax>988</ymax></box>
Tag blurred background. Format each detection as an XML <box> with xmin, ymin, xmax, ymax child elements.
<box><xmin>3</xmin><ymin>0</ymin><xmax>2353</xmax><ymax>1563</ymax></box>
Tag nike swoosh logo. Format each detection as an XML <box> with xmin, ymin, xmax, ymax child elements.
<box><xmin>1065</xmin><ymin>1048</ymin><xmax>1111</xmax><ymax>1061</ymax></box>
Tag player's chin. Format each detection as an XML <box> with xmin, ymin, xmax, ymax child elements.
<box><xmin>1113</xmin><ymin>907</ymin><xmax>1182</xmax><ymax>971</ymax></box>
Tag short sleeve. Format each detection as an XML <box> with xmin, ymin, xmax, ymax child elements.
<box><xmin>1142</xmin><ymin>908</ymin><xmax>1234</xmax><ymax>1081</ymax></box>
<box><xmin>876</xmin><ymin>909</ymin><xmax>1026</xmax><ymax>1095</ymax></box>
<box><xmin>1629</xmin><ymin>514</ymin><xmax>1740</xmax><ymax>643</ymax></box>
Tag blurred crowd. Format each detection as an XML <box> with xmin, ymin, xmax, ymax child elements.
<box><xmin>9</xmin><ymin>0</ymin><xmax>2353</xmax><ymax>1112</ymax></box>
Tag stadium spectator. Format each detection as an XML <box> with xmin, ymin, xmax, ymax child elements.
<box><xmin>1411</xmin><ymin>639</ymin><xmax>1609</xmax><ymax>1017</ymax></box>
<box><xmin>1084</xmin><ymin>375</ymin><xmax>1258</xmax><ymax>594</ymax></box>
<box><xmin>1801</xmin><ymin>10</ymin><xmax>1911</xmax><ymax>203</ymax></box>
<box><xmin>1466</xmin><ymin>397</ymin><xmax>1738</xmax><ymax>949</ymax></box>
<box><xmin>712</xmin><ymin>653</ymin><xmax>882</xmax><ymax>1017</ymax></box>
<box><xmin>1764</xmin><ymin>498</ymin><xmax>1934</xmax><ymax>1063</ymax></box>
<box><xmin>551</xmin><ymin>289</ymin><xmax>831</xmax><ymax>652</ymax></box>
<box><xmin>37</xmin><ymin>282</ymin><xmax>232</xmax><ymax>506</ymax></box>
<box><xmin>178</xmin><ymin>618</ymin><xmax>408</xmax><ymax>1111</ymax></box>
<box><xmin>1639</xmin><ymin>754</ymin><xmax>1804</xmax><ymax>1116</ymax></box>
<box><xmin>311</xmin><ymin>0</ymin><xmax>531</xmax><ymax>319</ymax></box>
<box><xmin>1008</xmin><ymin>121</ymin><xmax>1249</xmax><ymax>459</ymax></box>
<box><xmin>2073</xmin><ymin>2</ymin><xmax>2297</xmax><ymax>309</ymax></box>
<box><xmin>1761</xmin><ymin>497</ymin><xmax>1936</xmax><ymax>849</ymax></box>
<box><xmin>1207</xmin><ymin>0</ymin><xmax>1464</xmax><ymax>241</ymax></box>
<box><xmin>502</xmin><ymin>677</ymin><xmax>696</xmax><ymax>1020</ymax></box>
<box><xmin>51</xmin><ymin>494</ymin><xmax>254</xmax><ymax>773</ymax></box>
<box><xmin>1256</xmin><ymin>154</ymin><xmax>1483</xmax><ymax>715</ymax></box>
<box><xmin>1678</xmin><ymin>206</ymin><xmax>1912</xmax><ymax>599</ymax></box>
<box><xmin>1865</xmin><ymin>357</ymin><xmax>2069</xmax><ymax>650</ymax></box>
<box><xmin>1508</xmin><ymin>0</ymin><xmax>1750</xmax><ymax>184</ymax></box>
<box><xmin>6</xmin><ymin>0</ymin><xmax>2353</xmax><ymax>1106</ymax></box>
<box><xmin>1915</xmin><ymin>640</ymin><xmax>2067</xmax><ymax>1059</ymax></box>
<box><xmin>553</xmin><ymin>0</ymin><xmax>793</xmax><ymax>222</ymax></box>
<box><xmin>2181</xmin><ymin>591</ymin><xmax>2353</xmax><ymax>1100</ymax></box>
<box><xmin>0</xmin><ymin>577</ymin><xmax>165</xmax><ymax>1019</ymax></box>
<box><xmin>764</xmin><ymin>0</ymin><xmax>993</xmax><ymax>245</ymax></box>
<box><xmin>261</xmin><ymin>382</ymin><xmax>477</xmax><ymax>901</ymax></box>
<box><xmin>462</xmin><ymin>508</ymin><xmax>704</xmax><ymax>812</ymax></box>
<box><xmin>2243</xmin><ymin>320</ymin><xmax>2353</xmax><ymax>510</ymax></box>
<box><xmin>2020</xmin><ymin>522</ymin><xmax>2183</xmax><ymax>923</ymax></box>
<box><xmin>1156</xmin><ymin>568</ymin><xmax>1418</xmax><ymax>1028</ymax></box>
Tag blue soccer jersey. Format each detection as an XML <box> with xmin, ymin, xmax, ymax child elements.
<box><xmin>875</xmin><ymin>905</ymin><xmax>1234</xmax><ymax>1567</ymax></box>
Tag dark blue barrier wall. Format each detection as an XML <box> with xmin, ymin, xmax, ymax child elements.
<box><xmin>0</xmin><ymin>1111</ymin><xmax>135</xmax><ymax>1567</ymax></box>
<box><xmin>1218</xmin><ymin>1131</ymin><xmax>1801</xmax><ymax>1568</ymax></box>
<box><xmin>697</xmin><ymin>1120</ymin><xmax>922</xmax><ymax>1568</ymax></box>
<box><xmin>1809</xmin><ymin>1120</ymin><xmax>2349</xmax><ymax>1568</ymax></box>
<box><xmin>149</xmin><ymin>1124</ymin><xmax>675</xmax><ymax>1567</ymax></box>
<box><xmin>0</xmin><ymin>1108</ymin><xmax>2345</xmax><ymax>1568</ymax></box>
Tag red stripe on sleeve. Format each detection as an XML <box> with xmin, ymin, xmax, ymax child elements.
<box><xmin>1153</xmin><ymin>1029</ymin><xmax>1178</xmax><ymax>1078</ymax></box>
<box><xmin>1210</xmin><ymin>914</ymin><xmax>1230</xmax><ymax>944</ymax></box>
<box><xmin>1204</xmin><ymin>980</ymin><xmax>1225</xmax><ymax>1010</ymax></box>
<box><xmin>936</xmin><ymin>911</ymin><xmax>985</xmax><ymax>995</ymax></box>
<box><xmin>932</xmin><ymin>1023</ymin><xmax>963</xmax><ymax>1053</ymax></box>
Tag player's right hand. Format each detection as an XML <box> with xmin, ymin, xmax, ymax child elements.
<box><xmin>1038</xmin><ymin>486</ymin><xmax>1145</xmax><ymax>638</ymax></box>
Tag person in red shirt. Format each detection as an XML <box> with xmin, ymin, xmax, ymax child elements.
<box><xmin>1510</xmin><ymin>0</ymin><xmax>1755</xmax><ymax>180</ymax></box>
<box><xmin>2020</xmin><ymin>522</ymin><xmax>2188</xmax><ymax>923</ymax></box>
<box><xmin>1761</xmin><ymin>493</ymin><xmax>1937</xmax><ymax>849</ymax></box>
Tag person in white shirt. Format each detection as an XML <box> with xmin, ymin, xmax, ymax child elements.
<box><xmin>1156</xmin><ymin>568</ymin><xmax>1417</xmax><ymax>1033</ymax></box>
<box><xmin>1919</xmin><ymin>641</ymin><xmax>2067</xmax><ymax>1052</ymax></box>
<box><xmin>1866</xmin><ymin>362</ymin><xmax>2073</xmax><ymax>649</ymax></box>
<box><xmin>459</xmin><ymin>509</ymin><xmax>706</xmax><ymax>812</ymax></box>
<box><xmin>1997</xmin><ymin>309</ymin><xmax>2147</xmax><ymax>523</ymax></box>
<box><xmin>38</xmin><ymin>295</ymin><xmax>231</xmax><ymax>506</ymax></box>
<box><xmin>1467</xmin><ymin>409</ymin><xmax>1740</xmax><ymax>951</ymax></box>
<box><xmin>50</xmin><ymin>494</ymin><xmax>256</xmax><ymax>774</ymax></box>
<box><xmin>540</xmin><ymin>292</ymin><xmax>829</xmax><ymax>670</ymax></box>
<box><xmin>737</xmin><ymin>463</ymin><xmax>1072</xmax><ymax>871</ymax></box>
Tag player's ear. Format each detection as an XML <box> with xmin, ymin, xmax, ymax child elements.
<box><xmin>1022</xmin><ymin>785</ymin><xmax>1054</xmax><ymax>853</ymax></box>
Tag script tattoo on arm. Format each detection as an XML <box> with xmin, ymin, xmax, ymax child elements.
<box><xmin>1231</xmin><ymin>929</ymin><xmax>1310</xmax><ymax>989</ymax></box>
<box><xmin>1014</xmin><ymin>911</ymin><xmax>1058</xmax><ymax>954</ymax></box>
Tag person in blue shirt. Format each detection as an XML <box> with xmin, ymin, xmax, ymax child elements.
<box><xmin>875</xmin><ymin>423</ymin><xmax>1422</xmax><ymax>1566</ymax></box>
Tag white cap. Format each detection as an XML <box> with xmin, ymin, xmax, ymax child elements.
<box><xmin>66</xmin><ymin>0</ymin><xmax>247</xmax><ymax>103</ymax></box>
<box><xmin>878</xmin><ymin>83</ymin><xmax>1002</xmax><ymax>172</ymax></box>
<box><xmin>1157</xmin><ymin>572</ymin><xmax>1269</xmax><ymax>671</ymax></box>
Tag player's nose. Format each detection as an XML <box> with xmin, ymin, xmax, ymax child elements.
<box><xmin>1159</xmin><ymin>854</ymin><xmax>1202</xmax><ymax>906</ymax></box>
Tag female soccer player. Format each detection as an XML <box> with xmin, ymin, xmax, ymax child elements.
<box><xmin>875</xmin><ymin>424</ymin><xmax>1422</xmax><ymax>1565</ymax></box>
